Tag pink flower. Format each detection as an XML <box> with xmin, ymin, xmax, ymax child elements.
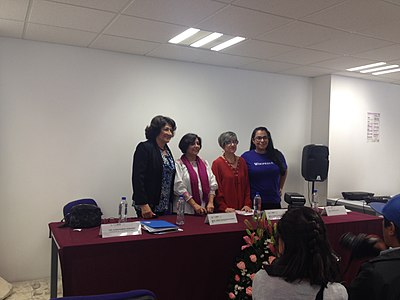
<box><xmin>250</xmin><ymin>273</ymin><xmax>255</xmax><ymax>280</ymax></box>
<box><xmin>249</xmin><ymin>254</ymin><xmax>257</xmax><ymax>263</ymax></box>
<box><xmin>234</xmin><ymin>274</ymin><xmax>240</xmax><ymax>282</ymax></box>
<box><xmin>246</xmin><ymin>286</ymin><xmax>252</xmax><ymax>296</ymax></box>
<box><xmin>241</xmin><ymin>233</ymin><xmax>259</xmax><ymax>250</ymax></box>
<box><xmin>236</xmin><ymin>261</ymin><xmax>246</xmax><ymax>270</ymax></box>
<box><xmin>229</xmin><ymin>292</ymin><xmax>236</xmax><ymax>299</ymax></box>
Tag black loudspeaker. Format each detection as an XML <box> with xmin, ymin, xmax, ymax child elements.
<box><xmin>301</xmin><ymin>144</ymin><xmax>329</xmax><ymax>182</ymax></box>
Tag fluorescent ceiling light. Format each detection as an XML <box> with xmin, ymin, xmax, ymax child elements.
<box><xmin>190</xmin><ymin>32</ymin><xmax>223</xmax><ymax>48</ymax></box>
<box><xmin>346</xmin><ymin>62</ymin><xmax>386</xmax><ymax>72</ymax></box>
<box><xmin>169</xmin><ymin>28</ymin><xmax>200</xmax><ymax>44</ymax></box>
<box><xmin>360</xmin><ymin>65</ymin><xmax>399</xmax><ymax>73</ymax></box>
<box><xmin>372</xmin><ymin>68</ymin><xmax>400</xmax><ymax>75</ymax></box>
<box><xmin>211</xmin><ymin>36</ymin><xmax>245</xmax><ymax>51</ymax></box>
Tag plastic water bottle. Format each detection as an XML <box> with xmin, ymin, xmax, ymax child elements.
<box><xmin>311</xmin><ymin>189</ymin><xmax>319</xmax><ymax>212</ymax></box>
<box><xmin>118</xmin><ymin>196</ymin><xmax>128</xmax><ymax>223</ymax></box>
<box><xmin>176</xmin><ymin>195</ymin><xmax>185</xmax><ymax>225</ymax></box>
<box><xmin>253</xmin><ymin>192</ymin><xmax>262</xmax><ymax>217</ymax></box>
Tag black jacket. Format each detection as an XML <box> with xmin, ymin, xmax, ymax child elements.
<box><xmin>348</xmin><ymin>248</ymin><xmax>400</xmax><ymax>300</ymax></box>
<box><xmin>132</xmin><ymin>140</ymin><xmax>175</xmax><ymax>208</ymax></box>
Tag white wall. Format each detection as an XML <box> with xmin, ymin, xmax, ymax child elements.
<box><xmin>0</xmin><ymin>37</ymin><xmax>312</xmax><ymax>282</ymax></box>
<box><xmin>328</xmin><ymin>75</ymin><xmax>400</xmax><ymax>198</ymax></box>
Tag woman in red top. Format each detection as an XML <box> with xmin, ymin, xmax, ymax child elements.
<box><xmin>212</xmin><ymin>131</ymin><xmax>252</xmax><ymax>213</ymax></box>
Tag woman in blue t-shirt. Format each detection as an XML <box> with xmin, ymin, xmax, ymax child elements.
<box><xmin>242</xmin><ymin>127</ymin><xmax>287</xmax><ymax>210</ymax></box>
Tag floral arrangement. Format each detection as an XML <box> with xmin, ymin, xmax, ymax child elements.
<box><xmin>227</xmin><ymin>212</ymin><xmax>278</xmax><ymax>299</ymax></box>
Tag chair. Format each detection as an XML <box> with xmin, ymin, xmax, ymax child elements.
<box><xmin>51</xmin><ymin>289</ymin><xmax>156</xmax><ymax>300</ymax></box>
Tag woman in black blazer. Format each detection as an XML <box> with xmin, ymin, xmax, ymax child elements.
<box><xmin>132</xmin><ymin>115</ymin><xmax>176</xmax><ymax>218</ymax></box>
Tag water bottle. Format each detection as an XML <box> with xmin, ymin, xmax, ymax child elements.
<box><xmin>176</xmin><ymin>195</ymin><xmax>185</xmax><ymax>225</ymax></box>
<box><xmin>118</xmin><ymin>196</ymin><xmax>128</xmax><ymax>223</ymax></box>
<box><xmin>311</xmin><ymin>189</ymin><xmax>319</xmax><ymax>212</ymax></box>
<box><xmin>253</xmin><ymin>193</ymin><xmax>262</xmax><ymax>217</ymax></box>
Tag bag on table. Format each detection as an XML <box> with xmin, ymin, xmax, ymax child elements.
<box><xmin>61</xmin><ymin>198</ymin><xmax>103</xmax><ymax>228</ymax></box>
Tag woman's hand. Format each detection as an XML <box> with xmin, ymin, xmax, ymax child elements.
<box><xmin>193</xmin><ymin>203</ymin><xmax>207</xmax><ymax>215</ymax></box>
<box><xmin>242</xmin><ymin>206</ymin><xmax>252</xmax><ymax>212</ymax></box>
<box><xmin>206</xmin><ymin>201</ymin><xmax>214</xmax><ymax>214</ymax></box>
<box><xmin>140</xmin><ymin>204</ymin><xmax>156</xmax><ymax>219</ymax></box>
<box><xmin>225</xmin><ymin>208</ymin><xmax>235</xmax><ymax>213</ymax></box>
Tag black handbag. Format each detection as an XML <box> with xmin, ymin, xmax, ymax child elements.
<box><xmin>61</xmin><ymin>198</ymin><xmax>103</xmax><ymax>228</ymax></box>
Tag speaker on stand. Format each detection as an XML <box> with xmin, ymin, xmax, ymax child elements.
<box><xmin>301</xmin><ymin>144</ymin><xmax>329</xmax><ymax>206</ymax></box>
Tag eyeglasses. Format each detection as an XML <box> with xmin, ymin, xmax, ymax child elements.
<box><xmin>225</xmin><ymin>140</ymin><xmax>238</xmax><ymax>145</ymax></box>
<box><xmin>254</xmin><ymin>136</ymin><xmax>268</xmax><ymax>141</ymax></box>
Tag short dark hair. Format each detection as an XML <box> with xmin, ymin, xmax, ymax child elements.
<box><xmin>250</xmin><ymin>126</ymin><xmax>286</xmax><ymax>176</ymax></box>
<box><xmin>145</xmin><ymin>115</ymin><xmax>176</xmax><ymax>141</ymax></box>
<box><xmin>384</xmin><ymin>217</ymin><xmax>400</xmax><ymax>241</ymax></box>
<box><xmin>275</xmin><ymin>207</ymin><xmax>341</xmax><ymax>286</ymax></box>
<box><xmin>178</xmin><ymin>133</ymin><xmax>202</xmax><ymax>154</ymax></box>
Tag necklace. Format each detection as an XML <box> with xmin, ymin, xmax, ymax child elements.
<box><xmin>223</xmin><ymin>153</ymin><xmax>237</xmax><ymax>166</ymax></box>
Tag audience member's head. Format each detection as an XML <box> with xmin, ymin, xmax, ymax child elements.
<box><xmin>275</xmin><ymin>207</ymin><xmax>341</xmax><ymax>286</ymax></box>
<box><xmin>371</xmin><ymin>194</ymin><xmax>400</xmax><ymax>247</ymax></box>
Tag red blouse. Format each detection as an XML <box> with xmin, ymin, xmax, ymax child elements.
<box><xmin>211</xmin><ymin>156</ymin><xmax>251</xmax><ymax>212</ymax></box>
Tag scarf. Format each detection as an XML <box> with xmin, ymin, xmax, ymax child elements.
<box><xmin>180</xmin><ymin>155</ymin><xmax>210</xmax><ymax>205</ymax></box>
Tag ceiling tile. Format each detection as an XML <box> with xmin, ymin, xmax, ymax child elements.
<box><xmin>123</xmin><ymin>0</ymin><xmax>226</xmax><ymax>26</ymax></box>
<box><xmin>358</xmin><ymin>19</ymin><xmax>400</xmax><ymax>43</ymax></box>
<box><xmin>241</xmin><ymin>59</ymin><xmax>300</xmax><ymax>73</ymax></box>
<box><xmin>193</xmin><ymin>51</ymin><xmax>258</xmax><ymax>68</ymax></box>
<box><xmin>197</xmin><ymin>5</ymin><xmax>291</xmax><ymax>38</ymax></box>
<box><xmin>233</xmin><ymin>0</ymin><xmax>346</xmax><ymax>19</ymax></box>
<box><xmin>257</xmin><ymin>21</ymin><xmax>344</xmax><ymax>47</ymax></box>
<box><xmin>302</xmin><ymin>0</ymin><xmax>400</xmax><ymax>33</ymax></box>
<box><xmin>353</xmin><ymin>44</ymin><xmax>400</xmax><ymax>62</ymax></box>
<box><xmin>311</xmin><ymin>56</ymin><xmax>376</xmax><ymax>70</ymax></box>
<box><xmin>281</xmin><ymin>66</ymin><xmax>337</xmax><ymax>77</ymax></box>
<box><xmin>29</xmin><ymin>0</ymin><xmax>115</xmax><ymax>32</ymax></box>
<box><xmin>0</xmin><ymin>0</ymin><xmax>29</xmax><ymax>21</ymax></box>
<box><xmin>25</xmin><ymin>23</ymin><xmax>97</xmax><ymax>47</ymax></box>
<box><xmin>45</xmin><ymin>0</ymin><xmax>131</xmax><ymax>12</ymax></box>
<box><xmin>223</xmin><ymin>39</ymin><xmax>296</xmax><ymax>60</ymax></box>
<box><xmin>0</xmin><ymin>19</ymin><xmax>24</xmax><ymax>38</ymax></box>
<box><xmin>91</xmin><ymin>35</ymin><xmax>160</xmax><ymax>55</ymax></box>
<box><xmin>307</xmin><ymin>32</ymin><xmax>394</xmax><ymax>55</ymax></box>
<box><xmin>105</xmin><ymin>15</ymin><xmax>185</xmax><ymax>43</ymax></box>
<box><xmin>146</xmin><ymin>43</ymin><xmax>211</xmax><ymax>62</ymax></box>
<box><xmin>270</xmin><ymin>48</ymin><xmax>340</xmax><ymax>65</ymax></box>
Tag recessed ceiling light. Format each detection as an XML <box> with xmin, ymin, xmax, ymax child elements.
<box><xmin>211</xmin><ymin>37</ymin><xmax>245</xmax><ymax>51</ymax></box>
<box><xmin>190</xmin><ymin>32</ymin><xmax>223</xmax><ymax>48</ymax></box>
<box><xmin>169</xmin><ymin>28</ymin><xmax>200</xmax><ymax>44</ymax></box>
<box><xmin>346</xmin><ymin>62</ymin><xmax>386</xmax><ymax>72</ymax></box>
<box><xmin>372</xmin><ymin>68</ymin><xmax>400</xmax><ymax>75</ymax></box>
<box><xmin>360</xmin><ymin>65</ymin><xmax>399</xmax><ymax>73</ymax></box>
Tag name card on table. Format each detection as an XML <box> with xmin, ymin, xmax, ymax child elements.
<box><xmin>101</xmin><ymin>221</ymin><xmax>142</xmax><ymax>238</ymax></box>
<box><xmin>265</xmin><ymin>209</ymin><xmax>287</xmax><ymax>220</ymax></box>
<box><xmin>205</xmin><ymin>212</ymin><xmax>238</xmax><ymax>225</ymax></box>
<box><xmin>323</xmin><ymin>205</ymin><xmax>347</xmax><ymax>216</ymax></box>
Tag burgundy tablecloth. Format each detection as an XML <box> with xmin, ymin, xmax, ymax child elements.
<box><xmin>49</xmin><ymin>212</ymin><xmax>382</xmax><ymax>299</ymax></box>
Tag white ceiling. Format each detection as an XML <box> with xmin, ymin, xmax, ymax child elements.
<box><xmin>2</xmin><ymin>0</ymin><xmax>400</xmax><ymax>85</ymax></box>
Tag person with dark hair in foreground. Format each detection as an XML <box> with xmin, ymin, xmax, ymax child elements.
<box><xmin>173</xmin><ymin>133</ymin><xmax>217</xmax><ymax>215</ymax></box>
<box><xmin>347</xmin><ymin>194</ymin><xmax>400</xmax><ymax>300</ymax></box>
<box><xmin>242</xmin><ymin>127</ymin><xmax>287</xmax><ymax>210</ymax></box>
<box><xmin>132</xmin><ymin>115</ymin><xmax>176</xmax><ymax>218</ymax></box>
<box><xmin>252</xmin><ymin>207</ymin><xmax>347</xmax><ymax>300</ymax></box>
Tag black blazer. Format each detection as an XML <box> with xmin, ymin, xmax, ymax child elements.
<box><xmin>132</xmin><ymin>140</ymin><xmax>175</xmax><ymax>208</ymax></box>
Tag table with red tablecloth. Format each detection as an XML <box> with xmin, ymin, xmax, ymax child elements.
<box><xmin>49</xmin><ymin>212</ymin><xmax>382</xmax><ymax>300</ymax></box>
